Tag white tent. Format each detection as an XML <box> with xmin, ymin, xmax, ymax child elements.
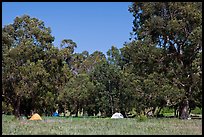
<box><xmin>111</xmin><ymin>112</ymin><xmax>124</xmax><ymax>119</ymax></box>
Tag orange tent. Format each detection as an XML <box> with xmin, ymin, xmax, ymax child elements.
<box><xmin>29</xmin><ymin>113</ymin><xmax>42</xmax><ymax>120</ymax></box>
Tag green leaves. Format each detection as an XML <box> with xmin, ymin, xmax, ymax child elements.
<box><xmin>2</xmin><ymin>5</ymin><xmax>201</xmax><ymax>119</ymax></box>
<box><xmin>129</xmin><ymin>2</ymin><xmax>202</xmax><ymax>119</ymax></box>
<box><xmin>59</xmin><ymin>73</ymin><xmax>95</xmax><ymax>116</ymax></box>
<box><xmin>2</xmin><ymin>15</ymin><xmax>73</xmax><ymax>117</ymax></box>
<box><xmin>60</xmin><ymin>39</ymin><xmax>77</xmax><ymax>54</ymax></box>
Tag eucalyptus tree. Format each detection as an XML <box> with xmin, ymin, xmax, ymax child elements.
<box><xmin>129</xmin><ymin>2</ymin><xmax>202</xmax><ymax>119</ymax></box>
<box><xmin>2</xmin><ymin>15</ymin><xmax>55</xmax><ymax>118</ymax></box>
<box><xmin>57</xmin><ymin>50</ymin><xmax>106</xmax><ymax>116</ymax></box>
<box><xmin>2</xmin><ymin>15</ymin><xmax>73</xmax><ymax>118</ymax></box>
<box><xmin>120</xmin><ymin>38</ymin><xmax>179</xmax><ymax>116</ymax></box>
<box><xmin>59</xmin><ymin>73</ymin><xmax>95</xmax><ymax>117</ymax></box>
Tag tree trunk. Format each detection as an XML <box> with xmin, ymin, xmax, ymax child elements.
<box><xmin>174</xmin><ymin>106</ymin><xmax>177</xmax><ymax>117</ymax></box>
<box><xmin>188</xmin><ymin>108</ymin><xmax>191</xmax><ymax>116</ymax></box>
<box><xmin>111</xmin><ymin>96</ymin><xmax>114</xmax><ymax>114</ymax></box>
<box><xmin>14</xmin><ymin>96</ymin><xmax>21</xmax><ymax>119</ymax></box>
<box><xmin>174</xmin><ymin>105</ymin><xmax>179</xmax><ymax>118</ymax></box>
<box><xmin>179</xmin><ymin>98</ymin><xmax>189</xmax><ymax>119</ymax></box>
<box><xmin>64</xmin><ymin>103</ymin><xmax>66</xmax><ymax>117</ymax></box>
<box><xmin>156</xmin><ymin>107</ymin><xmax>162</xmax><ymax>117</ymax></box>
<box><xmin>75</xmin><ymin>103</ymin><xmax>78</xmax><ymax>117</ymax></box>
<box><xmin>75</xmin><ymin>110</ymin><xmax>78</xmax><ymax>117</ymax></box>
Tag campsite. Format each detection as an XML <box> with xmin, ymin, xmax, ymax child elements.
<box><xmin>2</xmin><ymin>114</ymin><xmax>202</xmax><ymax>135</ymax></box>
<box><xmin>2</xmin><ymin>108</ymin><xmax>202</xmax><ymax>135</ymax></box>
<box><xmin>2</xmin><ymin>2</ymin><xmax>202</xmax><ymax>135</ymax></box>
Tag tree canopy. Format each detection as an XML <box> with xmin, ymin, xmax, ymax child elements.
<box><xmin>2</xmin><ymin>2</ymin><xmax>202</xmax><ymax>120</ymax></box>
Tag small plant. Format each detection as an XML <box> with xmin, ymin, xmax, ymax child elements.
<box><xmin>137</xmin><ymin>115</ymin><xmax>147</xmax><ymax>122</ymax></box>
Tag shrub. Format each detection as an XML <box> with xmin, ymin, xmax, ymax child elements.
<box><xmin>161</xmin><ymin>107</ymin><xmax>174</xmax><ymax>114</ymax></box>
<box><xmin>191</xmin><ymin>107</ymin><xmax>202</xmax><ymax>114</ymax></box>
<box><xmin>2</xmin><ymin>101</ymin><xmax>13</xmax><ymax>115</ymax></box>
<box><xmin>137</xmin><ymin>115</ymin><xmax>148</xmax><ymax>122</ymax></box>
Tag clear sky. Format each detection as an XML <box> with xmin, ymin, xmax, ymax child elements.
<box><xmin>2</xmin><ymin>2</ymin><xmax>134</xmax><ymax>55</ymax></box>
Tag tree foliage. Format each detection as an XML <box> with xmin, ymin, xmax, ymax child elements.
<box><xmin>2</xmin><ymin>2</ymin><xmax>202</xmax><ymax>120</ymax></box>
<box><xmin>129</xmin><ymin>2</ymin><xmax>202</xmax><ymax>119</ymax></box>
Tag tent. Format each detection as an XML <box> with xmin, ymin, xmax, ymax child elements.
<box><xmin>29</xmin><ymin>113</ymin><xmax>42</xmax><ymax>120</ymax></box>
<box><xmin>52</xmin><ymin>112</ymin><xmax>59</xmax><ymax>117</ymax></box>
<box><xmin>111</xmin><ymin>112</ymin><xmax>124</xmax><ymax>119</ymax></box>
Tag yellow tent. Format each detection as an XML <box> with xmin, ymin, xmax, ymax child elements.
<box><xmin>29</xmin><ymin>113</ymin><xmax>42</xmax><ymax>120</ymax></box>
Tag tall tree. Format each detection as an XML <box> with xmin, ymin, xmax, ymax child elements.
<box><xmin>59</xmin><ymin>74</ymin><xmax>95</xmax><ymax>117</ymax></box>
<box><xmin>129</xmin><ymin>2</ymin><xmax>202</xmax><ymax>119</ymax></box>
<box><xmin>2</xmin><ymin>15</ymin><xmax>55</xmax><ymax>118</ymax></box>
<box><xmin>2</xmin><ymin>15</ymin><xmax>73</xmax><ymax>118</ymax></box>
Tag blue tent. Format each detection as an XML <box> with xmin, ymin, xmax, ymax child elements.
<box><xmin>52</xmin><ymin>112</ymin><xmax>59</xmax><ymax>117</ymax></box>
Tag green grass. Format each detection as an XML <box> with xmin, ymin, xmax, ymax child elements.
<box><xmin>2</xmin><ymin>114</ymin><xmax>202</xmax><ymax>135</ymax></box>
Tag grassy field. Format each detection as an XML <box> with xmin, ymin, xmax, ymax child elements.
<box><xmin>2</xmin><ymin>114</ymin><xmax>202</xmax><ymax>135</ymax></box>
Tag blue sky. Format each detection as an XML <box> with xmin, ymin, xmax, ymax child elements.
<box><xmin>2</xmin><ymin>2</ymin><xmax>134</xmax><ymax>55</ymax></box>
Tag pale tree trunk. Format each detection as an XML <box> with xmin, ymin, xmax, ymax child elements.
<box><xmin>174</xmin><ymin>105</ymin><xmax>179</xmax><ymax>118</ymax></box>
<box><xmin>111</xmin><ymin>96</ymin><xmax>114</xmax><ymax>115</ymax></box>
<box><xmin>108</xmin><ymin>80</ymin><xmax>114</xmax><ymax>115</ymax></box>
<box><xmin>179</xmin><ymin>84</ymin><xmax>192</xmax><ymax>119</ymax></box>
<box><xmin>179</xmin><ymin>98</ymin><xmax>189</xmax><ymax>119</ymax></box>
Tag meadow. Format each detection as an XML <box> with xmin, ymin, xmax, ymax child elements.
<box><xmin>2</xmin><ymin>114</ymin><xmax>202</xmax><ymax>135</ymax></box>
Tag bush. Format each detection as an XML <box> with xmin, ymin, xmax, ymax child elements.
<box><xmin>137</xmin><ymin>115</ymin><xmax>147</xmax><ymax>122</ymax></box>
<box><xmin>2</xmin><ymin>101</ymin><xmax>13</xmax><ymax>115</ymax></box>
<box><xmin>161</xmin><ymin>107</ymin><xmax>174</xmax><ymax>114</ymax></box>
<box><xmin>191</xmin><ymin>107</ymin><xmax>202</xmax><ymax>114</ymax></box>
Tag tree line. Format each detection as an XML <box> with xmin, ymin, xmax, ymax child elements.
<box><xmin>2</xmin><ymin>2</ymin><xmax>202</xmax><ymax>119</ymax></box>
